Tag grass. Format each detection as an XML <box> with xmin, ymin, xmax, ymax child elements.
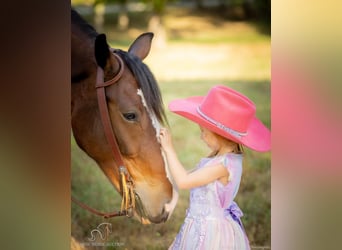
<box><xmin>72</xmin><ymin>4</ymin><xmax>270</xmax><ymax>249</ymax></box>
<box><xmin>71</xmin><ymin>80</ymin><xmax>271</xmax><ymax>249</ymax></box>
<box><xmin>160</xmin><ymin>80</ymin><xmax>271</xmax><ymax>247</ymax></box>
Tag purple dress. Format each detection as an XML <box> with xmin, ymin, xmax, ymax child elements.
<box><xmin>169</xmin><ymin>153</ymin><xmax>250</xmax><ymax>250</ymax></box>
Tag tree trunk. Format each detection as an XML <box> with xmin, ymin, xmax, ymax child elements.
<box><xmin>93</xmin><ymin>3</ymin><xmax>105</xmax><ymax>33</ymax></box>
<box><xmin>117</xmin><ymin>3</ymin><xmax>129</xmax><ymax>30</ymax></box>
<box><xmin>195</xmin><ymin>0</ymin><xmax>205</xmax><ymax>9</ymax></box>
<box><xmin>148</xmin><ymin>14</ymin><xmax>167</xmax><ymax>49</ymax></box>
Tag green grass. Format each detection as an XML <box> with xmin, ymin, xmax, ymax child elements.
<box><xmin>72</xmin><ymin>5</ymin><xmax>270</xmax><ymax>249</ymax></box>
<box><xmin>72</xmin><ymin>80</ymin><xmax>270</xmax><ymax>249</ymax></box>
<box><xmin>160</xmin><ymin>80</ymin><xmax>271</xmax><ymax>247</ymax></box>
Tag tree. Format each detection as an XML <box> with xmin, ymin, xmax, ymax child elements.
<box><xmin>117</xmin><ymin>0</ymin><xmax>129</xmax><ymax>30</ymax></box>
<box><xmin>73</xmin><ymin>0</ymin><xmax>177</xmax><ymax>45</ymax></box>
<box><xmin>142</xmin><ymin>0</ymin><xmax>175</xmax><ymax>48</ymax></box>
<box><xmin>92</xmin><ymin>0</ymin><xmax>130</xmax><ymax>32</ymax></box>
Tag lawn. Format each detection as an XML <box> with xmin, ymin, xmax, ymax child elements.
<box><xmin>72</xmin><ymin>4</ymin><xmax>270</xmax><ymax>249</ymax></box>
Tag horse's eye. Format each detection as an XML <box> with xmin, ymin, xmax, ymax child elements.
<box><xmin>123</xmin><ymin>112</ymin><xmax>137</xmax><ymax>121</ymax></box>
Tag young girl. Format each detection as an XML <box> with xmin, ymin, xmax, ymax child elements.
<box><xmin>159</xmin><ymin>85</ymin><xmax>270</xmax><ymax>250</ymax></box>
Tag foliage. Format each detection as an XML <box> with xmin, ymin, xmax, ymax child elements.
<box><xmin>254</xmin><ymin>0</ymin><xmax>271</xmax><ymax>23</ymax></box>
<box><xmin>71</xmin><ymin>0</ymin><xmax>128</xmax><ymax>6</ymax></box>
<box><xmin>94</xmin><ymin>0</ymin><xmax>128</xmax><ymax>6</ymax></box>
<box><xmin>141</xmin><ymin>0</ymin><xmax>177</xmax><ymax>14</ymax></box>
<box><xmin>71</xmin><ymin>0</ymin><xmax>96</xmax><ymax>6</ymax></box>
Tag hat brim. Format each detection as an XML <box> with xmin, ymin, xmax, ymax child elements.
<box><xmin>169</xmin><ymin>96</ymin><xmax>271</xmax><ymax>152</ymax></box>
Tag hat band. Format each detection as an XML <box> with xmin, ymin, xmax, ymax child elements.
<box><xmin>197</xmin><ymin>107</ymin><xmax>247</xmax><ymax>139</ymax></box>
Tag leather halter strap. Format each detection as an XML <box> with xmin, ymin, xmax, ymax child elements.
<box><xmin>71</xmin><ymin>195</ymin><xmax>127</xmax><ymax>218</ymax></box>
<box><xmin>72</xmin><ymin>51</ymin><xmax>135</xmax><ymax>218</ymax></box>
<box><xmin>95</xmin><ymin>53</ymin><xmax>125</xmax><ymax>167</ymax></box>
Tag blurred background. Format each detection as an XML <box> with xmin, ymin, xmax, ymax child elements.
<box><xmin>71</xmin><ymin>0</ymin><xmax>270</xmax><ymax>249</ymax></box>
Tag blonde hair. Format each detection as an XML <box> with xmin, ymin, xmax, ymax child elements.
<box><xmin>208</xmin><ymin>132</ymin><xmax>244</xmax><ymax>157</ymax></box>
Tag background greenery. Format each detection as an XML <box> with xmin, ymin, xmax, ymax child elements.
<box><xmin>72</xmin><ymin>1</ymin><xmax>270</xmax><ymax>249</ymax></box>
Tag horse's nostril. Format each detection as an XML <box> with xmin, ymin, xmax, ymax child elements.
<box><xmin>145</xmin><ymin>206</ymin><xmax>169</xmax><ymax>224</ymax></box>
<box><xmin>163</xmin><ymin>212</ymin><xmax>169</xmax><ymax>223</ymax></box>
<box><xmin>161</xmin><ymin>206</ymin><xmax>170</xmax><ymax>222</ymax></box>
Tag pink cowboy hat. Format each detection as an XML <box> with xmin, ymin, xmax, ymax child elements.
<box><xmin>169</xmin><ymin>85</ymin><xmax>271</xmax><ymax>152</ymax></box>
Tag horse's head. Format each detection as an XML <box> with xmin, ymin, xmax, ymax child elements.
<box><xmin>71</xmin><ymin>16</ymin><xmax>177</xmax><ymax>224</ymax></box>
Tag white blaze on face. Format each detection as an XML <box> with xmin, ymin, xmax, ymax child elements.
<box><xmin>136</xmin><ymin>89</ymin><xmax>179</xmax><ymax>218</ymax></box>
<box><xmin>137</xmin><ymin>89</ymin><xmax>161</xmax><ymax>137</ymax></box>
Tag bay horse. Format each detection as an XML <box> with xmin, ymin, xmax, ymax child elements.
<box><xmin>71</xmin><ymin>9</ymin><xmax>178</xmax><ymax>224</ymax></box>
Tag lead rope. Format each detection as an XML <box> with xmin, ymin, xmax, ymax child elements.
<box><xmin>119</xmin><ymin>166</ymin><xmax>135</xmax><ymax>216</ymax></box>
<box><xmin>71</xmin><ymin>169</ymin><xmax>129</xmax><ymax>218</ymax></box>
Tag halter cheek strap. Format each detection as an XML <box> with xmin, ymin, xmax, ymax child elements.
<box><xmin>72</xmin><ymin>51</ymin><xmax>135</xmax><ymax>218</ymax></box>
<box><xmin>95</xmin><ymin>53</ymin><xmax>125</xmax><ymax>167</ymax></box>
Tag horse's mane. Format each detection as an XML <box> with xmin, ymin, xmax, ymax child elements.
<box><xmin>71</xmin><ymin>8</ymin><xmax>98</xmax><ymax>39</ymax></box>
<box><xmin>115</xmin><ymin>49</ymin><xmax>167</xmax><ymax>124</ymax></box>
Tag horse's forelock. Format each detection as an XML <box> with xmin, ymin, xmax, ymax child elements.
<box><xmin>116</xmin><ymin>50</ymin><xmax>166</xmax><ymax>124</ymax></box>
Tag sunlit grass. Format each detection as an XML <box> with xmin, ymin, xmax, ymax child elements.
<box><xmin>143</xmin><ymin>43</ymin><xmax>270</xmax><ymax>82</ymax></box>
<box><xmin>160</xmin><ymin>80</ymin><xmax>270</xmax><ymax>246</ymax></box>
<box><xmin>72</xmin><ymin>80</ymin><xmax>270</xmax><ymax>248</ymax></box>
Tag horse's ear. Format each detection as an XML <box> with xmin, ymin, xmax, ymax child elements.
<box><xmin>128</xmin><ymin>32</ymin><xmax>154</xmax><ymax>60</ymax></box>
<box><xmin>95</xmin><ymin>34</ymin><xmax>110</xmax><ymax>69</ymax></box>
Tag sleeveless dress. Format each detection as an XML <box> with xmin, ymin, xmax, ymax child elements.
<box><xmin>169</xmin><ymin>153</ymin><xmax>250</xmax><ymax>250</ymax></box>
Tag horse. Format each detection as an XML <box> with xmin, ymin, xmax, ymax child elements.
<box><xmin>71</xmin><ymin>9</ymin><xmax>178</xmax><ymax>224</ymax></box>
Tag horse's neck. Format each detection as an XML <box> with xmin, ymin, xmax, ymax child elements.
<box><xmin>72</xmin><ymin>37</ymin><xmax>94</xmax><ymax>70</ymax></box>
<box><xmin>72</xmin><ymin>24</ymin><xmax>97</xmax><ymax>75</ymax></box>
<box><xmin>71</xmin><ymin>33</ymin><xmax>98</xmax><ymax>130</ymax></box>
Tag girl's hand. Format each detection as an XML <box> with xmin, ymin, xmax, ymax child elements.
<box><xmin>159</xmin><ymin>127</ymin><xmax>173</xmax><ymax>152</ymax></box>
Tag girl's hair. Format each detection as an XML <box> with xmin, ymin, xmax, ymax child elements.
<box><xmin>236</xmin><ymin>143</ymin><xmax>244</xmax><ymax>154</ymax></box>
<box><xmin>208</xmin><ymin>132</ymin><xmax>244</xmax><ymax>157</ymax></box>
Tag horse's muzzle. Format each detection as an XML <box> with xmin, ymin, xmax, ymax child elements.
<box><xmin>147</xmin><ymin>206</ymin><xmax>169</xmax><ymax>224</ymax></box>
<box><xmin>134</xmin><ymin>192</ymin><xmax>170</xmax><ymax>224</ymax></box>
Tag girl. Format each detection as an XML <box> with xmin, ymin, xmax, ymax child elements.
<box><xmin>159</xmin><ymin>85</ymin><xmax>270</xmax><ymax>250</ymax></box>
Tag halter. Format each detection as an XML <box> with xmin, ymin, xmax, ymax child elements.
<box><xmin>72</xmin><ymin>51</ymin><xmax>136</xmax><ymax>218</ymax></box>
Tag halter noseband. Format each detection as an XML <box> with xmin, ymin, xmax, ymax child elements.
<box><xmin>72</xmin><ymin>51</ymin><xmax>136</xmax><ymax>218</ymax></box>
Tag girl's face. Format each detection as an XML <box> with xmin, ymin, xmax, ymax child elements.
<box><xmin>199</xmin><ymin>126</ymin><xmax>219</xmax><ymax>151</ymax></box>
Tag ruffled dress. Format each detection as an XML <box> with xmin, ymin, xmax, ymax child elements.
<box><xmin>169</xmin><ymin>153</ymin><xmax>250</xmax><ymax>250</ymax></box>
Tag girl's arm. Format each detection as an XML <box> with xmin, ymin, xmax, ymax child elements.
<box><xmin>159</xmin><ymin>128</ymin><xmax>228</xmax><ymax>190</ymax></box>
